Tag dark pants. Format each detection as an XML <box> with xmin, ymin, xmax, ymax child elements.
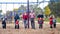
<box><xmin>2</xmin><ymin>24</ymin><xmax>6</xmax><ymax>29</ymax></box>
<box><xmin>39</xmin><ymin>24</ymin><xmax>43</xmax><ymax>29</ymax></box>
<box><xmin>24</xmin><ymin>20</ymin><xmax>28</xmax><ymax>29</ymax></box>
<box><xmin>50</xmin><ymin>25</ymin><xmax>53</xmax><ymax>28</ymax></box>
<box><xmin>53</xmin><ymin>24</ymin><xmax>56</xmax><ymax>28</ymax></box>
<box><xmin>15</xmin><ymin>20</ymin><xmax>19</xmax><ymax>29</ymax></box>
<box><xmin>31</xmin><ymin>18</ymin><xmax>35</xmax><ymax>29</ymax></box>
<box><xmin>15</xmin><ymin>24</ymin><xmax>19</xmax><ymax>29</ymax></box>
<box><xmin>2</xmin><ymin>21</ymin><xmax>6</xmax><ymax>29</ymax></box>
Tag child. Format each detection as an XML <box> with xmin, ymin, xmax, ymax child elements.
<box><xmin>37</xmin><ymin>14</ymin><xmax>44</xmax><ymax>29</ymax></box>
<box><xmin>2</xmin><ymin>18</ymin><xmax>6</xmax><ymax>29</ymax></box>
<box><xmin>49</xmin><ymin>16</ymin><xmax>53</xmax><ymax>28</ymax></box>
<box><xmin>15</xmin><ymin>20</ymin><xmax>19</xmax><ymax>29</ymax></box>
<box><xmin>53</xmin><ymin>17</ymin><xmax>56</xmax><ymax>28</ymax></box>
<box><xmin>38</xmin><ymin>18</ymin><xmax>43</xmax><ymax>29</ymax></box>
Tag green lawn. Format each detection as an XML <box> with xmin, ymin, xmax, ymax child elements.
<box><xmin>56</xmin><ymin>18</ymin><xmax>60</xmax><ymax>23</ymax></box>
<box><xmin>44</xmin><ymin>18</ymin><xmax>60</xmax><ymax>23</ymax></box>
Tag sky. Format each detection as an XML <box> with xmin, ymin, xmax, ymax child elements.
<box><xmin>0</xmin><ymin>0</ymin><xmax>50</xmax><ymax>14</ymax></box>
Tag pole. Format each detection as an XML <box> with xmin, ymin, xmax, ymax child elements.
<box><xmin>37</xmin><ymin>0</ymin><xmax>38</xmax><ymax>6</ymax></box>
<box><xmin>27</xmin><ymin>0</ymin><xmax>29</xmax><ymax>28</ymax></box>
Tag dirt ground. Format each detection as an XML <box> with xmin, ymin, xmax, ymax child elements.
<box><xmin>0</xmin><ymin>21</ymin><xmax>60</xmax><ymax>34</ymax></box>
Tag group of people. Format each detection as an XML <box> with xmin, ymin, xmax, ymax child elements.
<box><xmin>22</xmin><ymin>11</ymin><xmax>35</xmax><ymax>29</ymax></box>
<box><xmin>1</xmin><ymin>11</ymin><xmax>56</xmax><ymax>29</ymax></box>
<box><xmin>49</xmin><ymin>15</ymin><xmax>56</xmax><ymax>28</ymax></box>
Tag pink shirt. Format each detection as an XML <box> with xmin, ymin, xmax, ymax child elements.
<box><xmin>30</xmin><ymin>13</ymin><xmax>35</xmax><ymax>18</ymax></box>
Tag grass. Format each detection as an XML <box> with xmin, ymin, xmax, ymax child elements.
<box><xmin>35</xmin><ymin>17</ymin><xmax>60</xmax><ymax>23</ymax></box>
<box><xmin>44</xmin><ymin>18</ymin><xmax>49</xmax><ymax>22</ymax></box>
<box><xmin>44</xmin><ymin>18</ymin><xmax>60</xmax><ymax>23</ymax></box>
<box><xmin>56</xmin><ymin>18</ymin><xmax>60</xmax><ymax>23</ymax></box>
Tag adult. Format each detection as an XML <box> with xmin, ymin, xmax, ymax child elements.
<box><xmin>29</xmin><ymin>11</ymin><xmax>35</xmax><ymax>29</ymax></box>
<box><xmin>22</xmin><ymin>12</ymin><xmax>28</xmax><ymax>29</ymax></box>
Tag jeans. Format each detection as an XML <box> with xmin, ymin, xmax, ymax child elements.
<box><xmin>31</xmin><ymin>18</ymin><xmax>35</xmax><ymax>29</ymax></box>
<box><xmin>24</xmin><ymin>20</ymin><xmax>28</xmax><ymax>29</ymax></box>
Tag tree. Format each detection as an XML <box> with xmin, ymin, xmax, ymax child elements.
<box><xmin>44</xmin><ymin>6</ymin><xmax>51</xmax><ymax>17</ymax></box>
<box><xmin>29</xmin><ymin>5</ymin><xmax>43</xmax><ymax>16</ymax></box>
<box><xmin>19</xmin><ymin>5</ymin><xmax>26</xmax><ymax>11</ymax></box>
<box><xmin>0</xmin><ymin>10</ymin><xmax>2</xmax><ymax>17</ymax></box>
<box><xmin>48</xmin><ymin>2</ymin><xmax>60</xmax><ymax>17</ymax></box>
<box><xmin>34</xmin><ymin>7</ymin><xmax>43</xmax><ymax>16</ymax></box>
<box><xmin>0</xmin><ymin>10</ymin><xmax>2</xmax><ymax>13</ymax></box>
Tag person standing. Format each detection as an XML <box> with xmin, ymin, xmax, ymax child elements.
<box><xmin>14</xmin><ymin>14</ymin><xmax>20</xmax><ymax>29</ymax></box>
<box><xmin>2</xmin><ymin>18</ymin><xmax>6</xmax><ymax>29</ymax></box>
<box><xmin>30</xmin><ymin>11</ymin><xmax>35</xmax><ymax>29</ymax></box>
<box><xmin>37</xmin><ymin>14</ymin><xmax>44</xmax><ymax>29</ymax></box>
<box><xmin>53</xmin><ymin>16</ymin><xmax>56</xmax><ymax>28</ymax></box>
<box><xmin>22</xmin><ymin>12</ymin><xmax>28</xmax><ymax>29</ymax></box>
<box><xmin>49</xmin><ymin>16</ymin><xmax>53</xmax><ymax>28</ymax></box>
<box><xmin>15</xmin><ymin>19</ymin><xmax>19</xmax><ymax>29</ymax></box>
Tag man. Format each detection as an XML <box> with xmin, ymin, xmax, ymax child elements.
<box><xmin>30</xmin><ymin>11</ymin><xmax>35</xmax><ymax>29</ymax></box>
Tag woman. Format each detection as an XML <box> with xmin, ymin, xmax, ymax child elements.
<box><xmin>22</xmin><ymin>12</ymin><xmax>28</xmax><ymax>29</ymax></box>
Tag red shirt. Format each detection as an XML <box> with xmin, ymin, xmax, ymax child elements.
<box><xmin>23</xmin><ymin>14</ymin><xmax>28</xmax><ymax>20</ymax></box>
<box><xmin>50</xmin><ymin>17</ymin><xmax>53</xmax><ymax>25</ymax></box>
